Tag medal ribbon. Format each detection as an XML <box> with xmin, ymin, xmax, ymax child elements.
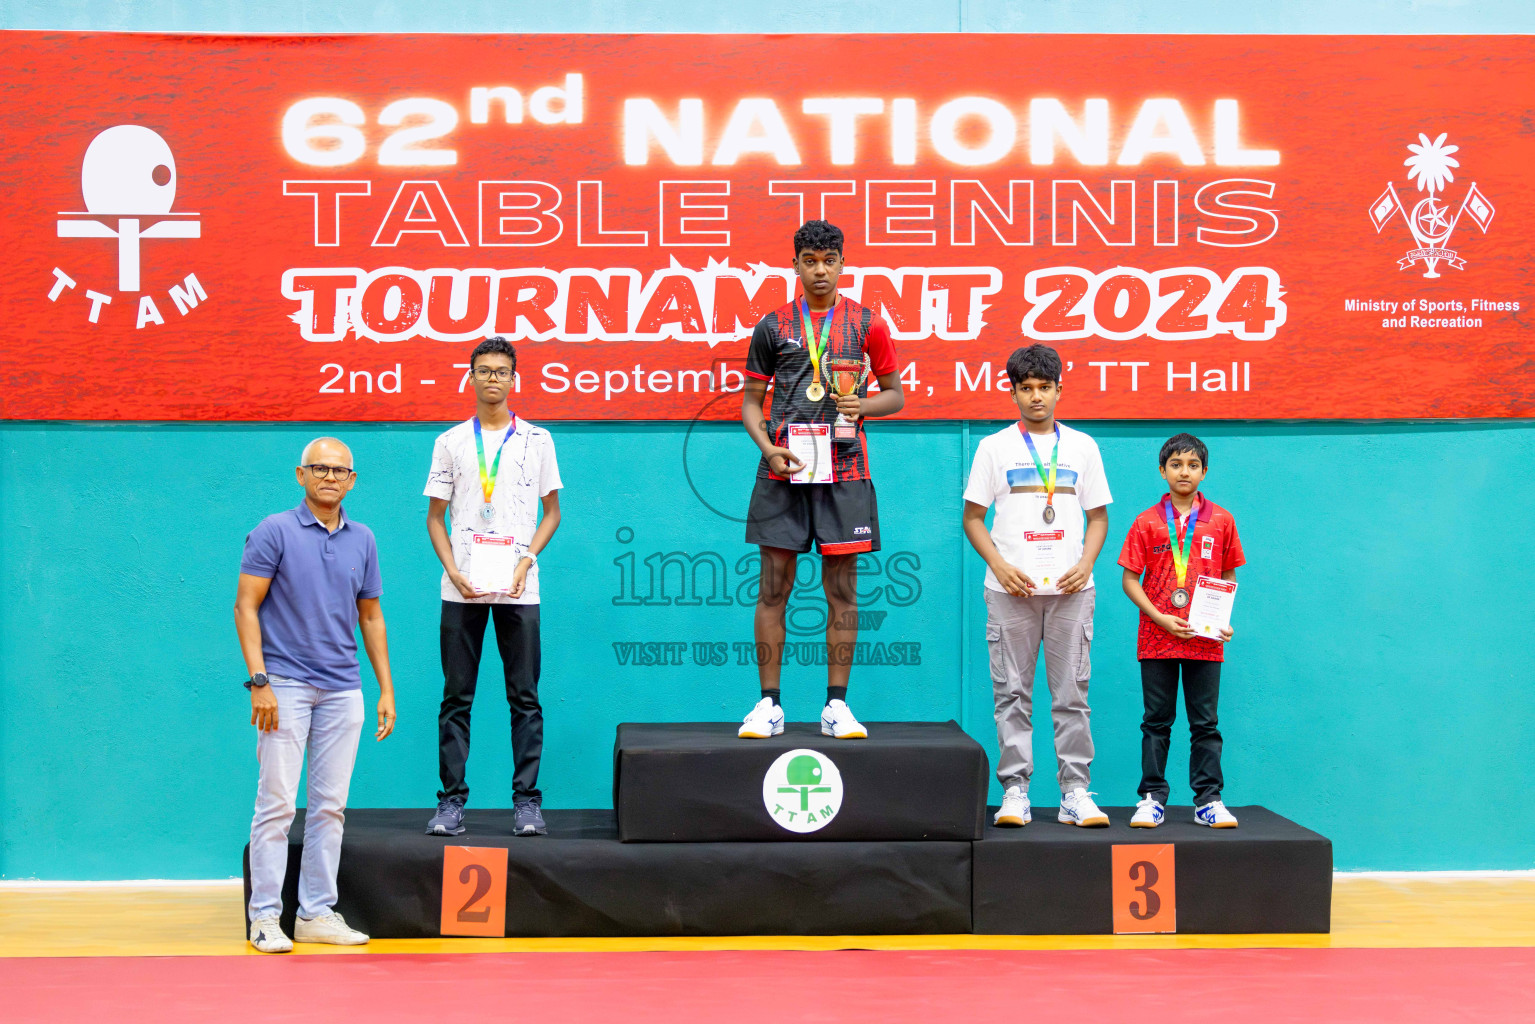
<box><xmin>1163</xmin><ymin>499</ymin><xmax>1202</xmax><ymax>589</ymax></box>
<box><xmin>1019</xmin><ymin>424</ymin><xmax>1060</xmax><ymax>509</ymax></box>
<box><xmin>799</xmin><ymin>298</ymin><xmax>835</xmax><ymax>393</ymax></box>
<box><xmin>473</xmin><ymin>416</ymin><xmax>517</xmax><ymax>505</ymax></box>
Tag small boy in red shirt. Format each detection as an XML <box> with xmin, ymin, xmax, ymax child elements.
<box><xmin>1118</xmin><ymin>433</ymin><xmax>1245</xmax><ymax>829</ymax></box>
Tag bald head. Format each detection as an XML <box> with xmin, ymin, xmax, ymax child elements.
<box><xmin>300</xmin><ymin>437</ymin><xmax>353</xmax><ymax>468</ymax></box>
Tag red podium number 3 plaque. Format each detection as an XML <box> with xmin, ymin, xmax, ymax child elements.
<box><xmin>440</xmin><ymin>846</ymin><xmax>509</xmax><ymax>937</ymax></box>
<box><xmin>1112</xmin><ymin>844</ymin><xmax>1176</xmax><ymax>934</ymax></box>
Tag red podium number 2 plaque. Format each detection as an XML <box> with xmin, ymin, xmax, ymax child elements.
<box><xmin>1112</xmin><ymin>844</ymin><xmax>1176</xmax><ymax>934</ymax></box>
<box><xmin>440</xmin><ymin>846</ymin><xmax>509</xmax><ymax>937</ymax></box>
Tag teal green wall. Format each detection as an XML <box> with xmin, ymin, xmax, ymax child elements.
<box><xmin>3</xmin><ymin>419</ymin><xmax>1533</xmax><ymax>876</ymax></box>
<box><xmin>3</xmin><ymin>1</ymin><xmax>1534</xmax><ymax>878</ymax></box>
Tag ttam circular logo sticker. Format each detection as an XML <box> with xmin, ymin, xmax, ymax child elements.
<box><xmin>762</xmin><ymin>749</ymin><xmax>843</xmax><ymax>833</ymax></box>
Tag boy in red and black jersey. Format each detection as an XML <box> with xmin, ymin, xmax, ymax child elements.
<box><xmin>738</xmin><ymin>220</ymin><xmax>903</xmax><ymax>740</ymax></box>
<box><xmin>1118</xmin><ymin>433</ymin><xmax>1246</xmax><ymax>829</ymax></box>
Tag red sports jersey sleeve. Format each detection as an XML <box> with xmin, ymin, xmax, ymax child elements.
<box><xmin>864</xmin><ymin>317</ymin><xmax>897</xmax><ymax>377</ymax></box>
<box><xmin>1223</xmin><ymin>518</ymin><xmax>1247</xmax><ymax>569</ymax></box>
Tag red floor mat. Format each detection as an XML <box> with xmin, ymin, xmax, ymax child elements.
<box><xmin>5</xmin><ymin>947</ymin><xmax>1532</xmax><ymax>1024</ymax></box>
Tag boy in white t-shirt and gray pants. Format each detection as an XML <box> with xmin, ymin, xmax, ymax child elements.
<box><xmin>962</xmin><ymin>344</ymin><xmax>1112</xmax><ymax>829</ymax></box>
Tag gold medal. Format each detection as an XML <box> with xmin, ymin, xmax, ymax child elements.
<box><xmin>800</xmin><ymin>299</ymin><xmax>833</xmax><ymax>406</ymax></box>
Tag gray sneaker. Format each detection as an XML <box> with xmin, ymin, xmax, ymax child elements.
<box><xmin>426</xmin><ymin>798</ymin><xmax>466</xmax><ymax>836</ymax></box>
<box><xmin>513</xmin><ymin>798</ymin><xmax>547</xmax><ymax>837</ymax></box>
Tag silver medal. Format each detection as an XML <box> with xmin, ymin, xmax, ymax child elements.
<box><xmin>1171</xmin><ymin>587</ymin><xmax>1190</xmax><ymax>609</ymax></box>
<box><xmin>478</xmin><ymin>502</ymin><xmax>496</xmax><ymax>523</ymax></box>
<box><xmin>1042</xmin><ymin>504</ymin><xmax>1056</xmax><ymax>524</ymax></box>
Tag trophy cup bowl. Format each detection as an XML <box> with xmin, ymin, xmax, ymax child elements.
<box><xmin>826</xmin><ymin>356</ymin><xmax>869</xmax><ymax>443</ymax></box>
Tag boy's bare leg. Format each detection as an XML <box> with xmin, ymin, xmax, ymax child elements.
<box><xmin>819</xmin><ymin>553</ymin><xmax>867</xmax><ymax>736</ymax></box>
<box><xmin>754</xmin><ymin>547</ymin><xmax>798</xmax><ymax>691</ymax></box>
<box><xmin>822</xmin><ymin>553</ymin><xmax>858</xmax><ymax>693</ymax></box>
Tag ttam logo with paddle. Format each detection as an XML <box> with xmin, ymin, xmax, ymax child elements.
<box><xmin>50</xmin><ymin>124</ymin><xmax>209</xmax><ymax>329</ymax></box>
<box><xmin>762</xmin><ymin>749</ymin><xmax>843</xmax><ymax>833</ymax></box>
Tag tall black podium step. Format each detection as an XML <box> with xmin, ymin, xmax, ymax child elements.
<box><xmin>613</xmin><ymin>721</ymin><xmax>989</xmax><ymax>842</ymax></box>
<box><xmin>243</xmin><ymin>808</ymin><xmax>972</xmax><ymax>938</ymax></box>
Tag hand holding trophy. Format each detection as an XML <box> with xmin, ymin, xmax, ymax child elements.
<box><xmin>826</xmin><ymin>355</ymin><xmax>870</xmax><ymax>443</ymax></box>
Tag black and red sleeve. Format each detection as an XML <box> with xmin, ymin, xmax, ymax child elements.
<box><xmin>864</xmin><ymin>316</ymin><xmax>898</xmax><ymax>377</ymax></box>
<box><xmin>745</xmin><ymin>318</ymin><xmax>776</xmax><ymax>382</ymax></box>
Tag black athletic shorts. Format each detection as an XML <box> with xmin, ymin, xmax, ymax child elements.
<box><xmin>744</xmin><ymin>477</ymin><xmax>881</xmax><ymax>555</ymax></box>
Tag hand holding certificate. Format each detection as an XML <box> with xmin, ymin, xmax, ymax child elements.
<box><xmin>1018</xmin><ymin>529</ymin><xmax>1067</xmax><ymax>595</ymax></box>
<box><xmin>1187</xmin><ymin>574</ymin><xmax>1237</xmax><ymax>640</ymax></box>
<box><xmin>468</xmin><ymin>533</ymin><xmax>521</xmax><ymax>594</ymax></box>
<box><xmin>786</xmin><ymin>423</ymin><xmax>834</xmax><ymax>484</ymax></box>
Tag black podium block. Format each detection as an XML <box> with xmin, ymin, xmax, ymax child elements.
<box><xmin>613</xmin><ymin>721</ymin><xmax>989</xmax><ymax>842</ymax></box>
<box><xmin>972</xmin><ymin>805</ymin><xmax>1332</xmax><ymax>934</ymax></box>
<box><xmin>243</xmin><ymin>808</ymin><xmax>972</xmax><ymax>938</ymax></box>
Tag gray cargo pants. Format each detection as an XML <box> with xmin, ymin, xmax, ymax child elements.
<box><xmin>984</xmin><ymin>586</ymin><xmax>1096</xmax><ymax>792</ymax></box>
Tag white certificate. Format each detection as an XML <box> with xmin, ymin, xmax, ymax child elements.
<box><xmin>468</xmin><ymin>533</ymin><xmax>521</xmax><ymax>593</ymax></box>
<box><xmin>1019</xmin><ymin>529</ymin><xmax>1068</xmax><ymax>595</ymax></box>
<box><xmin>786</xmin><ymin>423</ymin><xmax>834</xmax><ymax>484</ymax></box>
<box><xmin>1187</xmin><ymin>574</ymin><xmax>1238</xmax><ymax>640</ymax></box>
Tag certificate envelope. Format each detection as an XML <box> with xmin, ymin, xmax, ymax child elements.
<box><xmin>1019</xmin><ymin>529</ymin><xmax>1067</xmax><ymax>595</ymax></box>
<box><xmin>1187</xmin><ymin>574</ymin><xmax>1238</xmax><ymax>639</ymax></box>
<box><xmin>468</xmin><ymin>533</ymin><xmax>520</xmax><ymax>593</ymax></box>
<box><xmin>786</xmin><ymin>423</ymin><xmax>834</xmax><ymax>483</ymax></box>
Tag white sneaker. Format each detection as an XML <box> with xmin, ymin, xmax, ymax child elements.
<box><xmin>1195</xmin><ymin>800</ymin><xmax>1239</xmax><ymax>828</ymax></box>
<box><xmin>738</xmin><ymin>697</ymin><xmax>784</xmax><ymax>738</ymax></box>
<box><xmin>1130</xmin><ymin>795</ymin><xmax>1165</xmax><ymax>828</ymax></box>
<box><xmin>248</xmin><ymin>914</ymin><xmax>292</xmax><ymax>953</ymax></box>
<box><xmin>820</xmin><ymin>699</ymin><xmax>867</xmax><ymax>739</ymax></box>
<box><xmin>294</xmin><ymin>911</ymin><xmax>369</xmax><ymax>945</ymax></box>
<box><xmin>1058</xmin><ymin>787</ymin><xmax>1109</xmax><ymax>827</ymax></box>
<box><xmin>993</xmin><ymin>785</ymin><xmax>1031</xmax><ymax>827</ymax></box>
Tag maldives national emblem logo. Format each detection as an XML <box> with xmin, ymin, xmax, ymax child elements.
<box><xmin>1368</xmin><ymin>132</ymin><xmax>1495</xmax><ymax>278</ymax></box>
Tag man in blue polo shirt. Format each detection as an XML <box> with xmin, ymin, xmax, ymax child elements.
<box><xmin>235</xmin><ymin>437</ymin><xmax>397</xmax><ymax>954</ymax></box>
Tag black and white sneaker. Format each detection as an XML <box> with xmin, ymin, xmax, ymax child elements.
<box><xmin>426</xmin><ymin>798</ymin><xmax>466</xmax><ymax>836</ymax></box>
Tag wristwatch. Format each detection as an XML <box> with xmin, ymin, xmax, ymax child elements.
<box><xmin>522</xmin><ymin>550</ymin><xmax>538</xmax><ymax>566</ymax></box>
<box><xmin>244</xmin><ymin>673</ymin><xmax>270</xmax><ymax>690</ymax></box>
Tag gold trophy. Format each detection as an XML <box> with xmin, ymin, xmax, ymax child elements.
<box><xmin>826</xmin><ymin>355</ymin><xmax>870</xmax><ymax>444</ymax></box>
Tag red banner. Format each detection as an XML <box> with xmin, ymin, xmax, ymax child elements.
<box><xmin>1</xmin><ymin>33</ymin><xmax>1531</xmax><ymax>420</ymax></box>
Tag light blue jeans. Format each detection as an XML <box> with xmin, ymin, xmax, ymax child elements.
<box><xmin>247</xmin><ymin>678</ymin><xmax>364</xmax><ymax>921</ymax></box>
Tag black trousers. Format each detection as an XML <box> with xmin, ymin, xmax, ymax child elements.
<box><xmin>1138</xmin><ymin>658</ymin><xmax>1223</xmax><ymax>806</ymax></box>
<box><xmin>438</xmin><ymin>601</ymin><xmax>542</xmax><ymax>803</ymax></box>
